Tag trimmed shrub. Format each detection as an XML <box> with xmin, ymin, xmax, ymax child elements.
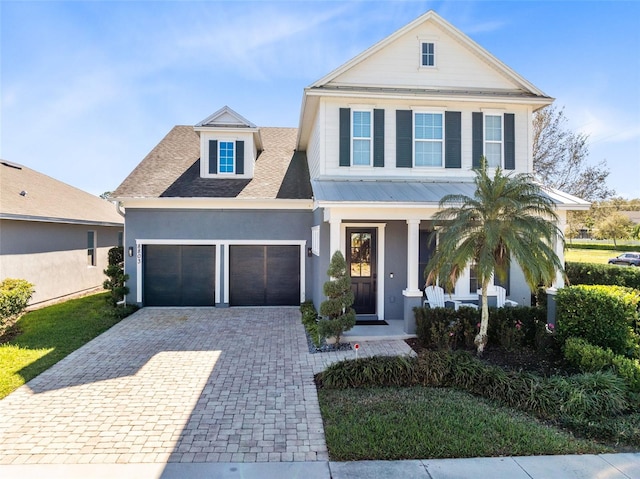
<box><xmin>103</xmin><ymin>246</ymin><xmax>129</xmax><ymax>307</ymax></box>
<box><xmin>300</xmin><ymin>301</ymin><xmax>321</xmax><ymax>347</ymax></box>
<box><xmin>556</xmin><ymin>285</ymin><xmax>640</xmax><ymax>358</ymax></box>
<box><xmin>548</xmin><ymin>372</ymin><xmax>629</xmax><ymax>420</ymax></box>
<box><xmin>318</xmin><ymin>355</ymin><xmax>417</xmax><ymax>389</ymax></box>
<box><xmin>414</xmin><ymin>306</ymin><xmax>478</xmax><ymax>350</ymax></box>
<box><xmin>566</xmin><ymin>262</ymin><xmax>640</xmax><ymax>290</ymax></box>
<box><xmin>318</xmin><ymin>349</ymin><xmax>630</xmax><ymax>420</ymax></box>
<box><xmin>564</xmin><ymin>337</ymin><xmax>640</xmax><ymax>393</ymax></box>
<box><xmin>415</xmin><ymin>305</ymin><xmax>548</xmax><ymax>352</ymax></box>
<box><xmin>0</xmin><ymin>278</ymin><xmax>35</xmax><ymax>333</ymax></box>
<box><xmin>318</xmin><ymin>251</ymin><xmax>356</xmax><ymax>343</ymax></box>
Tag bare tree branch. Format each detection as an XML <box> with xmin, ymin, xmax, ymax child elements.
<box><xmin>533</xmin><ymin>106</ymin><xmax>615</xmax><ymax>201</ymax></box>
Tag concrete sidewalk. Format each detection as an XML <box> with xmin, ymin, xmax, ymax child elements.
<box><xmin>0</xmin><ymin>454</ymin><xmax>639</xmax><ymax>478</ymax></box>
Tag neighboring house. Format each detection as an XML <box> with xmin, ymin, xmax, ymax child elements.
<box><xmin>0</xmin><ymin>160</ymin><xmax>124</xmax><ymax>307</ymax></box>
<box><xmin>112</xmin><ymin>11</ymin><xmax>589</xmax><ymax>332</ymax></box>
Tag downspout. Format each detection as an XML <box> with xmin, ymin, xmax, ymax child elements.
<box><xmin>116</xmin><ymin>201</ymin><xmax>125</xmax><ymax>217</ymax></box>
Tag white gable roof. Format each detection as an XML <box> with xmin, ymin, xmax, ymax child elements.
<box><xmin>195</xmin><ymin>105</ymin><xmax>257</xmax><ymax>129</ymax></box>
<box><xmin>311</xmin><ymin>10</ymin><xmax>548</xmax><ymax>96</ymax></box>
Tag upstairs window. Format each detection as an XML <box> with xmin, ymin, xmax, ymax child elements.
<box><xmin>352</xmin><ymin>110</ymin><xmax>372</xmax><ymax>166</ymax></box>
<box><xmin>219</xmin><ymin>141</ymin><xmax>235</xmax><ymax>173</ymax></box>
<box><xmin>414</xmin><ymin>112</ymin><xmax>443</xmax><ymax>167</ymax></box>
<box><xmin>421</xmin><ymin>42</ymin><xmax>435</xmax><ymax>67</ymax></box>
<box><xmin>484</xmin><ymin>115</ymin><xmax>503</xmax><ymax>168</ymax></box>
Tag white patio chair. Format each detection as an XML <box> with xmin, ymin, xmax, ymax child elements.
<box><xmin>495</xmin><ymin>286</ymin><xmax>518</xmax><ymax>307</ymax></box>
<box><xmin>424</xmin><ymin>285</ymin><xmax>465</xmax><ymax>311</ymax></box>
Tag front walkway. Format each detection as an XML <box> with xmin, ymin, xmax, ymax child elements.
<box><xmin>0</xmin><ymin>307</ymin><xmax>413</xmax><ymax>465</ymax></box>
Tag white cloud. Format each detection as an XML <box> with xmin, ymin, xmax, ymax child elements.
<box><xmin>574</xmin><ymin>106</ymin><xmax>640</xmax><ymax>146</ymax></box>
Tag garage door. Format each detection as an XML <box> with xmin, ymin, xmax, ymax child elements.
<box><xmin>229</xmin><ymin>245</ymin><xmax>300</xmax><ymax>306</ymax></box>
<box><xmin>143</xmin><ymin>245</ymin><xmax>215</xmax><ymax>306</ymax></box>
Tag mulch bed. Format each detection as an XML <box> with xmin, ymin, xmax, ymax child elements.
<box><xmin>405</xmin><ymin>338</ymin><xmax>576</xmax><ymax>377</ymax></box>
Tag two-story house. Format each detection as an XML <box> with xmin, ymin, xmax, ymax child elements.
<box><xmin>112</xmin><ymin>11</ymin><xmax>589</xmax><ymax>332</ymax></box>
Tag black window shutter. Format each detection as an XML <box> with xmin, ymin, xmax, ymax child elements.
<box><xmin>209</xmin><ymin>140</ymin><xmax>218</xmax><ymax>174</ymax></box>
<box><xmin>235</xmin><ymin>140</ymin><xmax>244</xmax><ymax>175</ymax></box>
<box><xmin>504</xmin><ymin>113</ymin><xmax>515</xmax><ymax>170</ymax></box>
<box><xmin>373</xmin><ymin>109</ymin><xmax>385</xmax><ymax>167</ymax></box>
<box><xmin>444</xmin><ymin>111</ymin><xmax>461</xmax><ymax>168</ymax></box>
<box><xmin>339</xmin><ymin>108</ymin><xmax>351</xmax><ymax>167</ymax></box>
<box><xmin>396</xmin><ymin>110</ymin><xmax>412</xmax><ymax>168</ymax></box>
<box><xmin>472</xmin><ymin>112</ymin><xmax>483</xmax><ymax>168</ymax></box>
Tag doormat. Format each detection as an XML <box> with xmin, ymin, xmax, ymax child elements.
<box><xmin>355</xmin><ymin>320</ymin><xmax>389</xmax><ymax>325</ymax></box>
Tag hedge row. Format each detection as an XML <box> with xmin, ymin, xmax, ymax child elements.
<box><xmin>564</xmin><ymin>337</ymin><xmax>640</xmax><ymax>393</ymax></box>
<box><xmin>317</xmin><ymin>351</ymin><xmax>631</xmax><ymax>421</ymax></box>
<box><xmin>566</xmin><ymin>262</ymin><xmax>640</xmax><ymax>290</ymax></box>
<box><xmin>566</xmin><ymin>243</ymin><xmax>639</xmax><ymax>252</ymax></box>
<box><xmin>556</xmin><ymin>285</ymin><xmax>640</xmax><ymax>358</ymax></box>
<box><xmin>414</xmin><ymin>305</ymin><xmax>548</xmax><ymax>352</ymax></box>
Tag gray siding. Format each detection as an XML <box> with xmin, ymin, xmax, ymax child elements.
<box><xmin>124</xmin><ymin>208</ymin><xmax>313</xmax><ymax>305</ymax></box>
<box><xmin>0</xmin><ymin>219</ymin><xmax>122</xmax><ymax>306</ymax></box>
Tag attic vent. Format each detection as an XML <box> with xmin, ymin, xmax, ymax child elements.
<box><xmin>20</xmin><ymin>190</ymin><xmax>27</xmax><ymax>196</ymax></box>
<box><xmin>1</xmin><ymin>161</ymin><xmax>22</xmax><ymax>170</ymax></box>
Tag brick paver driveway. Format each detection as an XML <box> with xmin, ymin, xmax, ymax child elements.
<box><xmin>0</xmin><ymin>307</ymin><xmax>413</xmax><ymax>466</ymax></box>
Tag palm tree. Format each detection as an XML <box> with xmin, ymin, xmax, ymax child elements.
<box><xmin>425</xmin><ymin>159</ymin><xmax>564</xmax><ymax>355</ymax></box>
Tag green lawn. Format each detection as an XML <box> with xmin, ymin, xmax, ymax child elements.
<box><xmin>0</xmin><ymin>293</ymin><xmax>125</xmax><ymax>398</ymax></box>
<box><xmin>319</xmin><ymin>386</ymin><xmax>610</xmax><ymax>461</ymax></box>
<box><xmin>565</xmin><ymin>248</ymin><xmax>624</xmax><ymax>264</ymax></box>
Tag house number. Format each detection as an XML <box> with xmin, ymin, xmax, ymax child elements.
<box><xmin>136</xmin><ymin>244</ymin><xmax>142</xmax><ymax>265</ymax></box>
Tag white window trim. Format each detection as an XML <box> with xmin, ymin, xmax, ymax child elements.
<box><xmin>418</xmin><ymin>38</ymin><xmax>438</xmax><ymax>69</ymax></box>
<box><xmin>483</xmin><ymin>112</ymin><xmax>504</xmax><ymax>168</ymax></box>
<box><xmin>217</xmin><ymin>140</ymin><xmax>236</xmax><ymax>175</ymax></box>
<box><xmin>202</xmin><ymin>135</ymin><xmax>240</xmax><ymax>178</ymax></box>
<box><xmin>413</xmin><ymin>110</ymin><xmax>445</xmax><ymax>168</ymax></box>
<box><xmin>351</xmin><ymin>109</ymin><xmax>373</xmax><ymax>167</ymax></box>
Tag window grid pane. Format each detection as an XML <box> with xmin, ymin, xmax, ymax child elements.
<box><xmin>352</xmin><ymin>111</ymin><xmax>371</xmax><ymax>166</ymax></box>
<box><xmin>422</xmin><ymin>42</ymin><xmax>434</xmax><ymax>66</ymax></box>
<box><xmin>415</xmin><ymin>142</ymin><xmax>443</xmax><ymax>166</ymax></box>
<box><xmin>485</xmin><ymin>115</ymin><xmax>502</xmax><ymax>167</ymax></box>
<box><xmin>414</xmin><ymin>113</ymin><xmax>443</xmax><ymax>167</ymax></box>
<box><xmin>219</xmin><ymin>141</ymin><xmax>234</xmax><ymax>173</ymax></box>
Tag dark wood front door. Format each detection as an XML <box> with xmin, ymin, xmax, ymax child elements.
<box><xmin>346</xmin><ymin>228</ymin><xmax>377</xmax><ymax>314</ymax></box>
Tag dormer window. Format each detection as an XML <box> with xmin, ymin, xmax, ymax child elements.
<box><xmin>207</xmin><ymin>139</ymin><xmax>245</xmax><ymax>175</ymax></box>
<box><xmin>421</xmin><ymin>42</ymin><xmax>435</xmax><ymax>67</ymax></box>
<box><xmin>219</xmin><ymin>141</ymin><xmax>235</xmax><ymax>173</ymax></box>
<box><xmin>195</xmin><ymin>106</ymin><xmax>259</xmax><ymax>179</ymax></box>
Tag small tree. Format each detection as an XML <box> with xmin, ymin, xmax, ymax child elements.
<box><xmin>318</xmin><ymin>251</ymin><xmax>356</xmax><ymax>344</ymax></box>
<box><xmin>595</xmin><ymin>212</ymin><xmax>632</xmax><ymax>247</ymax></box>
<box><xmin>103</xmin><ymin>246</ymin><xmax>129</xmax><ymax>306</ymax></box>
<box><xmin>0</xmin><ymin>278</ymin><xmax>34</xmax><ymax>335</ymax></box>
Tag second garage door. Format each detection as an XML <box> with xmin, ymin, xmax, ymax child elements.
<box><xmin>229</xmin><ymin>245</ymin><xmax>300</xmax><ymax>306</ymax></box>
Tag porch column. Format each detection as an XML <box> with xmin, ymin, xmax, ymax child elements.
<box><xmin>403</xmin><ymin>219</ymin><xmax>422</xmax><ymax>334</ymax></box>
<box><xmin>547</xmin><ymin>211</ymin><xmax>567</xmax><ymax>326</ymax></box>
<box><xmin>405</xmin><ymin>219</ymin><xmax>421</xmax><ymax>292</ymax></box>
<box><xmin>553</xmin><ymin>211</ymin><xmax>567</xmax><ymax>289</ymax></box>
<box><xmin>329</xmin><ymin>218</ymin><xmax>342</xmax><ymax>258</ymax></box>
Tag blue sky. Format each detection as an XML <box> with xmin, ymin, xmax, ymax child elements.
<box><xmin>2</xmin><ymin>0</ymin><xmax>639</xmax><ymax>199</ymax></box>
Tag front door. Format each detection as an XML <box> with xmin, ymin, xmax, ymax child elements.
<box><xmin>346</xmin><ymin>228</ymin><xmax>377</xmax><ymax>314</ymax></box>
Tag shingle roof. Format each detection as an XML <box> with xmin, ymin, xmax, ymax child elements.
<box><xmin>0</xmin><ymin>160</ymin><xmax>123</xmax><ymax>225</ymax></box>
<box><xmin>112</xmin><ymin>126</ymin><xmax>312</xmax><ymax>200</ymax></box>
